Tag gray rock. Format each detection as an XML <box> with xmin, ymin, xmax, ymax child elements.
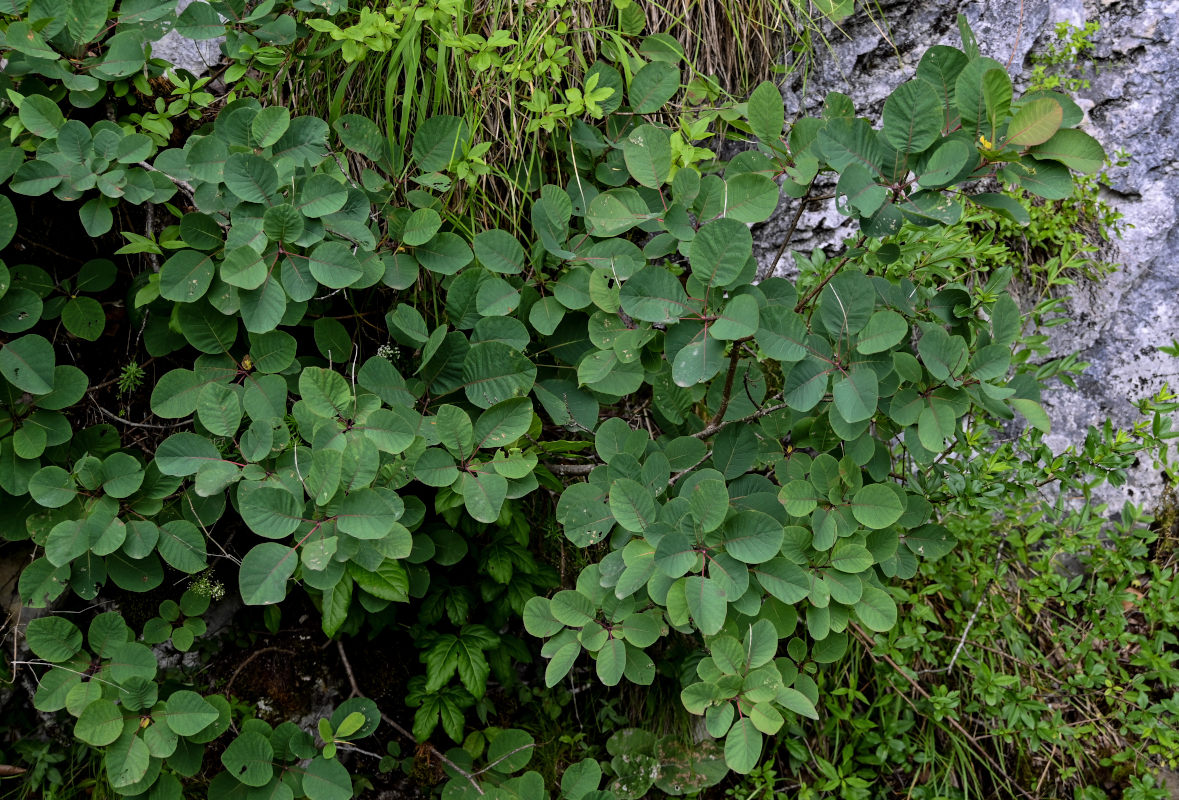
<box><xmin>153</xmin><ymin>0</ymin><xmax>223</xmax><ymax>77</ymax></box>
<box><xmin>756</xmin><ymin>0</ymin><xmax>1179</xmax><ymax>511</ymax></box>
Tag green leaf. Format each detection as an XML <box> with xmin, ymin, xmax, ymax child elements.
<box><xmin>263</xmin><ymin>203</ymin><xmax>305</xmax><ymax>244</ymax></box>
<box><xmin>106</xmin><ymin>726</ymin><xmax>150</xmax><ymax>788</ymax></box>
<box><xmin>585</xmin><ymin>188</ymin><xmax>648</xmax><ymax>237</ymax></box>
<box><xmin>338</xmin><ymin>488</ymin><xmax>401</xmax><ymax>540</ymax></box>
<box><xmin>67</xmin><ymin>0</ymin><xmax>114</xmax><ymax>44</ymax></box>
<box><xmin>19</xmin><ymin>95</ymin><xmax>65</xmax><ymax>138</ymax></box>
<box><xmin>850</xmin><ymin>484</ymin><xmax>904</xmax><ymax>529</ymax></box>
<box><xmin>835</xmin><ymin>164</ymin><xmax>888</xmax><ymax>217</ymax></box>
<box><xmin>724</xmin><ymin>718</ymin><xmax>762</xmax><ymax>774</ymax></box>
<box><xmin>476</xmin><ymin>275</ymin><xmax>519</xmax><ymax>316</ymax></box>
<box><xmin>308</xmin><ymin>241</ymin><xmax>363</xmax><ymax>288</ymax></box>
<box><xmin>1010</xmin><ymin>397</ymin><xmax>1051</xmax><ymax>433</ymax></box>
<box><xmin>1010</xmin><ymin>158</ymin><xmax>1073</xmax><ymax>200</ymax></box>
<box><xmin>175</xmin><ymin>301</ymin><xmax>238</xmax><ymax>353</ymax></box>
<box><xmin>252</xmin><ymin>107</ymin><xmax>290</xmax><ymax>148</ymax></box>
<box><xmin>610</xmin><ymin>478</ymin><xmax>657</xmax><ymax>533</ymax></box>
<box><xmin>818</xmin><ymin>271</ymin><xmax>874</xmax><ymax>336</ymax></box>
<box><xmin>1004</xmin><ymin>97</ymin><xmax>1062</xmax><ymax>147</ymax></box>
<box><xmin>239</xmin><ymin>543</ymin><xmax>297</xmax><ymax>605</ymax></box>
<box><xmin>690</xmin><ymin>218</ymin><xmax>752</xmax><ymax>288</ymax></box>
<box><xmin>622</xmin><ymin>125</ymin><xmax>672</xmax><ymax>188</ymax></box>
<box><xmin>157</xmin><ymin>520</ymin><xmax>207</xmax><ymax>573</ymax></box>
<box><xmin>299</xmin><ymin>366</ymin><xmax>352</xmax><ymax>418</ymax></box>
<box><xmin>221</xmin><ymin>731</ymin><xmax>274</xmax><ymax>788</ymax></box>
<box><xmin>163</xmin><ymin>690</ymin><xmax>219</xmax><ymax>736</ymax></box>
<box><xmin>239</xmin><ymin>487</ymin><xmax>304</xmax><ymax>537</ymax></box>
<box><xmin>28</xmin><ymin>466</ymin><xmax>76</xmax><ymax>509</ymax></box>
<box><xmin>815</xmin><ymin>117</ymin><xmax>890</xmax><ymax>176</ymax></box>
<box><xmin>969</xmin><ymin>192</ymin><xmax>1030</xmax><ymax>226</ymax></box>
<box><xmin>155</xmin><ymin>432</ymin><xmax>222</xmax><ymax>476</ymax></box>
<box><xmin>831</xmin><ymin>366</ymin><xmax>879</xmax><ymax>423</ymax></box>
<box><xmin>917</xmin><ymin>325</ymin><xmax>968</xmax><ymax>381</ymax></box>
<box><xmin>855</xmin><ymin>586</ymin><xmax>897</xmax><ymax>632</ymax></box>
<box><xmin>620</xmin><ymin>266</ymin><xmax>694</xmax><ymax>323</ymax></box>
<box><xmin>710</xmin><ymin>294</ymin><xmax>759</xmax><ymax>341</ymax></box>
<box><xmin>412</xmin><ymin>116</ymin><xmax>470</xmax><ymax>172</ymax></box>
<box><xmin>723</xmin><ymin>511</ymin><xmax>784</xmax><ymax>564</ymax></box>
<box><xmin>562</xmin><ymin>758</ymin><xmax>603</xmax><ymax>800</ymax></box>
<box><xmin>777</xmin><ymin>687</ymin><xmax>819</xmax><ymax>719</ymax></box>
<box><xmin>25</xmin><ymin>616</ymin><xmax>83</xmax><ymax>662</ymax></box>
<box><xmin>550</xmin><ymin>590</ymin><xmax>595</xmax><ymax>627</ymax></box>
<box><xmin>160</xmin><ymin>250</ymin><xmax>215</xmax><ymax>303</ymax></box>
<box><xmin>830</xmin><ymin>541</ymin><xmax>874</xmax><ymax>572</ymax></box>
<box><xmin>0</xmin><ymin>334</ymin><xmax>56</xmax><ymax>394</ymax></box>
<box><xmin>109</xmin><ymin>641</ymin><xmax>156</xmax><ymax>683</ymax></box>
<box><xmin>403</xmin><ymin>208</ymin><xmax>442</xmax><ymax>247</ymax></box>
<box><xmin>0</xmin><ymin>195</ymin><xmax>15</xmax><ymax>251</ymax></box>
<box><xmin>196</xmin><ymin>382</ymin><xmax>242</xmax><ymax>437</ymax></box>
<box><xmin>857</xmin><ymin>310</ymin><xmax>908</xmax><ymax>354</ymax></box>
<box><xmin>557</xmin><ymin>482</ymin><xmax>613</xmax><ymax>546</ymax></box>
<box><xmin>303</xmin><ymin>755</ymin><xmax>353</xmax><ymax>800</ymax></box>
<box><xmin>473</xmin><ymin>397</ymin><xmax>533</xmax><ymax>449</ymax></box>
<box><xmin>903</xmin><ymin>523</ymin><xmax>956</xmax><ymax>560</ymax></box>
<box><xmin>596</xmin><ymin>637</ymin><xmax>626</xmax><ymax>686</ymax></box>
<box><xmin>686</xmin><ymin>479</ymin><xmax>728</xmax><ymax>533</ymax></box>
<box><xmin>746</xmin><ymin>81</ymin><xmax>785</xmax><ymax>145</ymax></box>
<box><xmin>474</xmin><ymin>229</ymin><xmax>527</xmax><ymax>274</ymax></box>
<box><xmin>175</xmin><ymin>1</ymin><xmax>223</xmax><ymax>38</ymax></box>
<box><xmin>881</xmin><ymin>80</ymin><xmax>943</xmax><ymax>153</ymax></box>
<box><xmin>672</xmin><ymin>337</ymin><xmax>725</xmax><ymax>388</ymax></box>
<box><xmin>334</xmin><ymin>114</ymin><xmax>389</xmax><ymax>165</ymax></box>
<box><xmin>782</xmin><ymin>359</ymin><xmax>828</xmax><ymax>411</ymax></box>
<box><xmin>223</xmin><ymin>153</ymin><xmax>278</xmax><ymax>203</ymax></box>
<box><xmin>917</xmin><ymin>139</ymin><xmax>977</xmax><ymax>189</ymax></box>
<box><xmin>349</xmin><ymin>560</ymin><xmax>408</xmax><ymax>602</ymax></box>
<box><xmin>955</xmin><ymin>59</ymin><xmax>1009</xmax><ymax>136</ymax></box>
<box><xmin>629</xmin><ymin>61</ymin><xmax>680</xmax><ymax>113</ymax></box>
<box><xmin>724</xmin><ymin>172</ymin><xmax>780</xmax><ymax>223</ymax></box>
<box><xmin>59</xmin><ymin>296</ymin><xmax>104</xmax><ymax>341</ymax></box>
<box><xmin>461</xmin><ymin>341</ymin><xmax>536</xmax><ymax>408</ymax></box>
<box><xmin>752</xmin><ymin>559</ymin><xmax>810</xmax><ymax>604</ymax></box>
<box><xmin>684</xmin><ymin>576</ymin><xmax>726</xmax><ymax>635</ymax></box>
<box><xmin>1029</xmin><ymin>128</ymin><xmax>1106</xmax><ymax>174</ymax></box>
<box><xmin>916</xmin><ymin>45</ymin><xmax>968</xmax><ymax>127</ymax></box>
<box><xmin>522</xmin><ymin>597</ymin><xmax>563</xmax><ymax>637</ymax></box>
<box><xmin>299</xmin><ymin>174</ymin><xmax>349</xmax><ymax>218</ymax></box>
<box><xmin>756</xmin><ymin>308</ymin><xmax>808</xmax><ymax>362</ymax></box>
<box><xmin>75</xmin><ymin>699</ymin><xmax>124</xmax><ymax>746</ymax></box>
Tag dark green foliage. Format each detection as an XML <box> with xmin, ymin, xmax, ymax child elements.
<box><xmin>1</xmin><ymin>3</ymin><xmax>1173</xmax><ymax>799</ymax></box>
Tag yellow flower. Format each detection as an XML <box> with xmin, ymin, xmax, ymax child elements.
<box><xmin>979</xmin><ymin>134</ymin><xmax>994</xmax><ymax>150</ymax></box>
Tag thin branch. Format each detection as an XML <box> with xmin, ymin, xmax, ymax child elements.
<box><xmin>916</xmin><ymin>538</ymin><xmax>1007</xmax><ymax>676</ymax></box>
<box><xmin>543</xmin><ymin>463</ymin><xmax>596</xmax><ymax>476</ymax></box>
<box><xmin>336</xmin><ymin>642</ymin><xmax>484</xmax><ymax>795</ymax></box>
<box><xmin>666</xmin><ymin>451</ymin><xmax>711</xmax><ymax>491</ymax></box>
<box><xmin>337</xmin><ymin>640</ymin><xmax>363</xmax><ymax>698</ymax></box>
<box><xmin>226</xmin><ymin>647</ymin><xmax>293</xmax><ymax>694</ymax></box>
<box><xmin>851</xmin><ymin>623</ymin><xmax>1039</xmax><ymax>800</ymax></box>
<box><xmin>794</xmin><ymin>234</ymin><xmax>868</xmax><ymax>313</ymax></box>
<box><xmin>762</xmin><ymin>183</ymin><xmax>818</xmax><ymax>281</ymax></box>
<box><xmin>92</xmin><ymin>404</ymin><xmax>192</xmax><ymax>430</ymax></box>
<box><xmin>470</xmin><ymin>742</ymin><xmax>536</xmax><ymax>777</ymax></box>
<box><xmin>705</xmin><ymin>340</ymin><xmax>748</xmax><ymax>431</ymax></box>
<box><xmin>692</xmin><ymin>400</ymin><xmax>790</xmax><ymax>440</ymax></box>
<box><xmin>87</xmin><ymin>357</ymin><xmax>157</xmax><ymax>391</ymax></box>
<box><xmin>136</xmin><ymin>161</ymin><xmax>196</xmax><ymax>197</ymax></box>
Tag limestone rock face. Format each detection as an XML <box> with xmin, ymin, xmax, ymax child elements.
<box><xmin>153</xmin><ymin>0</ymin><xmax>224</xmax><ymax>77</ymax></box>
<box><xmin>755</xmin><ymin>0</ymin><xmax>1179</xmax><ymax>509</ymax></box>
